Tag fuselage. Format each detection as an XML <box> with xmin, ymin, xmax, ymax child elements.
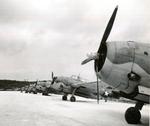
<box><xmin>53</xmin><ymin>76</ymin><xmax>110</xmax><ymax>99</ymax></box>
<box><xmin>54</xmin><ymin>76</ymin><xmax>83</xmax><ymax>86</ymax></box>
<box><xmin>96</xmin><ymin>41</ymin><xmax>150</xmax><ymax>103</ymax></box>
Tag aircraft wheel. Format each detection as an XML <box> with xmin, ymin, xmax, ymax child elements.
<box><xmin>125</xmin><ymin>107</ymin><xmax>141</xmax><ymax>124</ymax></box>
<box><xmin>42</xmin><ymin>92</ymin><xmax>48</xmax><ymax>96</ymax></box>
<box><xmin>33</xmin><ymin>91</ymin><xmax>37</xmax><ymax>94</ymax></box>
<box><xmin>62</xmin><ymin>95</ymin><xmax>67</xmax><ymax>101</ymax></box>
<box><xmin>70</xmin><ymin>96</ymin><xmax>76</xmax><ymax>102</ymax></box>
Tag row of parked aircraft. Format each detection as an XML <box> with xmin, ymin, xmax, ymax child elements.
<box><xmin>21</xmin><ymin>5</ymin><xmax>149</xmax><ymax>125</ymax></box>
<box><xmin>21</xmin><ymin>73</ymin><xmax>116</xmax><ymax>102</ymax></box>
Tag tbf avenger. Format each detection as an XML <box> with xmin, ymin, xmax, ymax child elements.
<box><xmin>21</xmin><ymin>80</ymin><xmax>50</xmax><ymax>95</ymax></box>
<box><xmin>82</xmin><ymin>6</ymin><xmax>150</xmax><ymax>124</ymax></box>
<box><xmin>23</xmin><ymin>82</ymin><xmax>38</xmax><ymax>94</ymax></box>
<box><xmin>51</xmin><ymin>72</ymin><xmax>109</xmax><ymax>102</ymax></box>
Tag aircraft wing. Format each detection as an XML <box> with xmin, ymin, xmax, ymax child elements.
<box><xmin>71</xmin><ymin>83</ymin><xmax>88</xmax><ymax>88</ymax></box>
<box><xmin>71</xmin><ymin>81</ymin><xmax>108</xmax><ymax>90</ymax></box>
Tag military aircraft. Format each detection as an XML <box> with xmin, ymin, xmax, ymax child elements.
<box><xmin>35</xmin><ymin>80</ymin><xmax>60</xmax><ymax>95</ymax></box>
<box><xmin>24</xmin><ymin>80</ymin><xmax>53</xmax><ymax>95</ymax></box>
<box><xmin>23</xmin><ymin>82</ymin><xmax>38</xmax><ymax>94</ymax></box>
<box><xmin>51</xmin><ymin>72</ymin><xmax>112</xmax><ymax>102</ymax></box>
<box><xmin>21</xmin><ymin>79</ymin><xmax>63</xmax><ymax>96</ymax></box>
<box><xmin>34</xmin><ymin>80</ymin><xmax>50</xmax><ymax>95</ymax></box>
<box><xmin>81</xmin><ymin>6</ymin><xmax>150</xmax><ymax>124</ymax></box>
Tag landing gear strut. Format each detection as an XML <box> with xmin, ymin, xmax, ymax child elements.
<box><xmin>125</xmin><ymin>102</ymin><xmax>144</xmax><ymax>124</ymax></box>
<box><xmin>69</xmin><ymin>87</ymin><xmax>78</xmax><ymax>102</ymax></box>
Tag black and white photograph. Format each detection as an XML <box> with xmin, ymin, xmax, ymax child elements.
<box><xmin>0</xmin><ymin>0</ymin><xmax>149</xmax><ymax>126</ymax></box>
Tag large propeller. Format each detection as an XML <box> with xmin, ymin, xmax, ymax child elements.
<box><xmin>81</xmin><ymin>6</ymin><xmax>118</xmax><ymax>103</ymax></box>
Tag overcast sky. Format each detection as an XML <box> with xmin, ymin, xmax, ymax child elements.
<box><xmin>0</xmin><ymin>0</ymin><xmax>149</xmax><ymax>81</ymax></box>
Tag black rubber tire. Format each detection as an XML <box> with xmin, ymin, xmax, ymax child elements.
<box><xmin>33</xmin><ymin>91</ymin><xmax>37</xmax><ymax>94</ymax></box>
<box><xmin>42</xmin><ymin>92</ymin><xmax>48</xmax><ymax>96</ymax></box>
<box><xmin>70</xmin><ymin>96</ymin><xmax>76</xmax><ymax>102</ymax></box>
<box><xmin>125</xmin><ymin>107</ymin><xmax>141</xmax><ymax>124</ymax></box>
<box><xmin>62</xmin><ymin>95</ymin><xmax>67</xmax><ymax>101</ymax></box>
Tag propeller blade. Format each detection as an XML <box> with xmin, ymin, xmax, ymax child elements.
<box><xmin>51</xmin><ymin>72</ymin><xmax>57</xmax><ymax>85</ymax></box>
<box><xmin>52</xmin><ymin>72</ymin><xmax>54</xmax><ymax>80</ymax></box>
<box><xmin>94</xmin><ymin>6</ymin><xmax>118</xmax><ymax>72</ymax></box>
<box><xmin>98</xmin><ymin>5</ymin><xmax>118</xmax><ymax>53</ymax></box>
<box><xmin>81</xmin><ymin>6</ymin><xmax>118</xmax><ymax>69</ymax></box>
<box><xmin>51</xmin><ymin>76</ymin><xmax>57</xmax><ymax>85</ymax></box>
<box><xmin>81</xmin><ymin>53</ymin><xmax>99</xmax><ymax>65</ymax></box>
<box><xmin>51</xmin><ymin>79</ymin><xmax>54</xmax><ymax>85</ymax></box>
<box><xmin>81</xmin><ymin>58</ymin><xmax>93</xmax><ymax>65</ymax></box>
<box><xmin>35</xmin><ymin>80</ymin><xmax>38</xmax><ymax>86</ymax></box>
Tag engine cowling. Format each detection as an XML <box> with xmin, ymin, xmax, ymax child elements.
<box><xmin>107</xmin><ymin>41</ymin><xmax>135</xmax><ymax>64</ymax></box>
